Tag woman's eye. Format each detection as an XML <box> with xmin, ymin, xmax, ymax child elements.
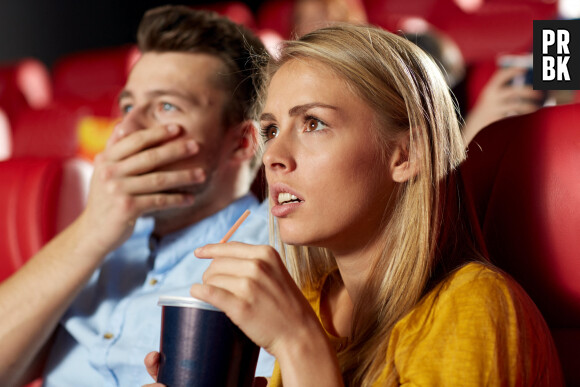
<box><xmin>261</xmin><ymin>125</ymin><xmax>278</xmax><ymax>142</ymax></box>
<box><xmin>304</xmin><ymin>117</ymin><xmax>327</xmax><ymax>132</ymax></box>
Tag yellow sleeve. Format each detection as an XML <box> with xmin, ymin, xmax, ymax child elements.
<box><xmin>375</xmin><ymin>263</ymin><xmax>562</xmax><ymax>386</ymax></box>
<box><xmin>268</xmin><ymin>361</ymin><xmax>282</xmax><ymax>387</ymax></box>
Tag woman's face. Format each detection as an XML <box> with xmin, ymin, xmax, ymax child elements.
<box><xmin>261</xmin><ymin>59</ymin><xmax>397</xmax><ymax>254</ymax></box>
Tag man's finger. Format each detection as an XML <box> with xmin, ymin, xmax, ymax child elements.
<box><xmin>144</xmin><ymin>351</ymin><xmax>160</xmax><ymax>381</ymax></box>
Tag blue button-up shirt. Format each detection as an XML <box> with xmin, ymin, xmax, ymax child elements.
<box><xmin>43</xmin><ymin>195</ymin><xmax>275</xmax><ymax>386</ymax></box>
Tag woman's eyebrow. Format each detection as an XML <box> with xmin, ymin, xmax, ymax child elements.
<box><xmin>288</xmin><ymin>103</ymin><xmax>337</xmax><ymax>116</ymax></box>
<box><xmin>259</xmin><ymin>112</ymin><xmax>276</xmax><ymax>122</ymax></box>
<box><xmin>260</xmin><ymin>103</ymin><xmax>338</xmax><ymax>122</ymax></box>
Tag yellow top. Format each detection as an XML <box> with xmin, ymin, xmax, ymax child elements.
<box><xmin>269</xmin><ymin>263</ymin><xmax>562</xmax><ymax>386</ymax></box>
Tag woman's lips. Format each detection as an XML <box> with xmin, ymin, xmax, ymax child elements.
<box><xmin>271</xmin><ymin>199</ymin><xmax>303</xmax><ymax>217</ymax></box>
<box><xmin>269</xmin><ymin>183</ymin><xmax>304</xmax><ymax>217</ymax></box>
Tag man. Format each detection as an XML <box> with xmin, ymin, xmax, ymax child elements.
<box><xmin>0</xmin><ymin>6</ymin><xmax>273</xmax><ymax>386</ymax></box>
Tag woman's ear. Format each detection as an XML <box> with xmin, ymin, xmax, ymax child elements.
<box><xmin>390</xmin><ymin>130</ymin><xmax>421</xmax><ymax>183</ymax></box>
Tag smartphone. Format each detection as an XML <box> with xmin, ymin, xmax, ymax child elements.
<box><xmin>497</xmin><ymin>53</ymin><xmax>547</xmax><ymax>104</ymax></box>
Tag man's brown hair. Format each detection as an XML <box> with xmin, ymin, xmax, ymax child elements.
<box><xmin>137</xmin><ymin>5</ymin><xmax>267</xmax><ymax>127</ymax></box>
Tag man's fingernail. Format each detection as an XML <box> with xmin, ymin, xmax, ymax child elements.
<box><xmin>187</xmin><ymin>140</ymin><xmax>199</xmax><ymax>153</ymax></box>
<box><xmin>193</xmin><ymin>168</ymin><xmax>205</xmax><ymax>180</ymax></box>
<box><xmin>167</xmin><ymin>124</ymin><xmax>179</xmax><ymax>134</ymax></box>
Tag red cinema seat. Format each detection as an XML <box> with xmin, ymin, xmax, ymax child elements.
<box><xmin>10</xmin><ymin>99</ymin><xmax>120</xmax><ymax>162</ymax></box>
<box><xmin>10</xmin><ymin>103</ymin><xmax>82</xmax><ymax>159</ymax></box>
<box><xmin>0</xmin><ymin>58</ymin><xmax>53</xmax><ymax>119</ymax></box>
<box><xmin>461</xmin><ymin>103</ymin><xmax>580</xmax><ymax>385</ymax></box>
<box><xmin>0</xmin><ymin>108</ymin><xmax>10</xmax><ymax>160</ymax></box>
<box><xmin>198</xmin><ymin>1</ymin><xmax>257</xmax><ymax>29</ymax></box>
<box><xmin>52</xmin><ymin>45</ymin><xmax>140</xmax><ymax>109</ymax></box>
<box><xmin>257</xmin><ymin>0</ymin><xmax>295</xmax><ymax>39</ymax></box>
<box><xmin>0</xmin><ymin>156</ymin><xmax>90</xmax><ymax>387</ymax></box>
<box><xmin>0</xmin><ymin>157</ymin><xmax>89</xmax><ymax>283</ymax></box>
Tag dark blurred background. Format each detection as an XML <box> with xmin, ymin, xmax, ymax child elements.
<box><xmin>0</xmin><ymin>0</ymin><xmax>266</xmax><ymax>68</ymax></box>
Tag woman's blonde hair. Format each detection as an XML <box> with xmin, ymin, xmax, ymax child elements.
<box><xmin>262</xmin><ymin>24</ymin><xmax>478</xmax><ymax>386</ymax></box>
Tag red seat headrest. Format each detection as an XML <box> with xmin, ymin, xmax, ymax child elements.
<box><xmin>461</xmin><ymin>103</ymin><xmax>580</xmax><ymax>328</ymax></box>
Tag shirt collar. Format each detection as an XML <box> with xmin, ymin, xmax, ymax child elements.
<box><xmin>143</xmin><ymin>194</ymin><xmax>260</xmax><ymax>272</ymax></box>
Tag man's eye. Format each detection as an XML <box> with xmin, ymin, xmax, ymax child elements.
<box><xmin>161</xmin><ymin>102</ymin><xmax>177</xmax><ymax>112</ymax></box>
<box><xmin>120</xmin><ymin>104</ymin><xmax>133</xmax><ymax>114</ymax></box>
<box><xmin>304</xmin><ymin>117</ymin><xmax>327</xmax><ymax>132</ymax></box>
<box><xmin>260</xmin><ymin>125</ymin><xmax>278</xmax><ymax>142</ymax></box>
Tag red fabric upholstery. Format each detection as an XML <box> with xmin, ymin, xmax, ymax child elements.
<box><xmin>0</xmin><ymin>158</ymin><xmax>63</xmax><ymax>282</ymax></box>
<box><xmin>52</xmin><ymin>45</ymin><xmax>140</xmax><ymax>104</ymax></box>
<box><xmin>198</xmin><ymin>1</ymin><xmax>257</xmax><ymax>29</ymax></box>
<box><xmin>464</xmin><ymin>60</ymin><xmax>497</xmax><ymax>111</ymax></box>
<box><xmin>0</xmin><ymin>58</ymin><xmax>53</xmax><ymax>119</ymax></box>
<box><xmin>461</xmin><ymin>103</ymin><xmax>580</xmax><ymax>384</ymax></box>
<box><xmin>364</xmin><ymin>0</ymin><xmax>556</xmax><ymax>63</ymax></box>
<box><xmin>10</xmin><ymin>103</ymin><xmax>82</xmax><ymax>158</ymax></box>
<box><xmin>0</xmin><ymin>108</ymin><xmax>10</xmax><ymax>160</ymax></box>
<box><xmin>0</xmin><ymin>157</ymin><xmax>88</xmax><ymax>282</ymax></box>
<box><xmin>257</xmin><ymin>0</ymin><xmax>295</xmax><ymax>39</ymax></box>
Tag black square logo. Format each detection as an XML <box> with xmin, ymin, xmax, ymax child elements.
<box><xmin>533</xmin><ymin>20</ymin><xmax>580</xmax><ymax>90</ymax></box>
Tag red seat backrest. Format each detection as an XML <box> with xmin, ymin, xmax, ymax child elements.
<box><xmin>0</xmin><ymin>158</ymin><xmax>63</xmax><ymax>282</ymax></box>
<box><xmin>0</xmin><ymin>157</ymin><xmax>89</xmax><ymax>283</ymax></box>
<box><xmin>51</xmin><ymin>45</ymin><xmax>140</xmax><ymax>102</ymax></box>
<box><xmin>197</xmin><ymin>1</ymin><xmax>257</xmax><ymax>29</ymax></box>
<box><xmin>0</xmin><ymin>108</ymin><xmax>10</xmax><ymax>160</ymax></box>
<box><xmin>0</xmin><ymin>58</ymin><xmax>52</xmax><ymax>119</ymax></box>
<box><xmin>461</xmin><ymin>103</ymin><xmax>580</xmax><ymax>384</ymax></box>
<box><xmin>257</xmin><ymin>0</ymin><xmax>295</xmax><ymax>39</ymax></box>
<box><xmin>10</xmin><ymin>103</ymin><xmax>82</xmax><ymax>159</ymax></box>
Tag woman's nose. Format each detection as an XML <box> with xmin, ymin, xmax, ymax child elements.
<box><xmin>263</xmin><ymin>133</ymin><xmax>296</xmax><ymax>173</ymax></box>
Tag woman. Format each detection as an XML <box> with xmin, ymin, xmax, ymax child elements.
<box><xmin>146</xmin><ymin>24</ymin><xmax>562</xmax><ymax>386</ymax></box>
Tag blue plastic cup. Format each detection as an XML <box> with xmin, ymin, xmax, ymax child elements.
<box><xmin>157</xmin><ymin>296</ymin><xmax>259</xmax><ymax>387</ymax></box>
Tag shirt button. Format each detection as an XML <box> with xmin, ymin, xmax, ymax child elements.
<box><xmin>149</xmin><ymin>278</ymin><xmax>158</xmax><ymax>286</ymax></box>
<box><xmin>103</xmin><ymin>332</ymin><xmax>114</xmax><ymax>340</ymax></box>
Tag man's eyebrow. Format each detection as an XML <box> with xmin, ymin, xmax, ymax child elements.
<box><xmin>117</xmin><ymin>89</ymin><xmax>200</xmax><ymax>104</ymax></box>
<box><xmin>259</xmin><ymin>103</ymin><xmax>338</xmax><ymax>122</ymax></box>
<box><xmin>118</xmin><ymin>89</ymin><xmax>132</xmax><ymax>103</ymax></box>
<box><xmin>145</xmin><ymin>89</ymin><xmax>198</xmax><ymax>101</ymax></box>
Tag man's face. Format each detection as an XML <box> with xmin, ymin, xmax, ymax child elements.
<box><xmin>117</xmin><ymin>52</ymin><xmax>233</xmax><ymax>201</ymax></box>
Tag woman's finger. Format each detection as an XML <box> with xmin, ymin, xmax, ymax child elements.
<box><xmin>190</xmin><ymin>283</ymin><xmax>240</xmax><ymax>316</ymax></box>
<box><xmin>195</xmin><ymin>242</ymin><xmax>277</xmax><ymax>261</ymax></box>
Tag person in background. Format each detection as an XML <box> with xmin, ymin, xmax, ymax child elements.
<box><xmin>404</xmin><ymin>24</ymin><xmax>545</xmax><ymax>145</ymax></box>
<box><xmin>292</xmin><ymin>0</ymin><xmax>368</xmax><ymax>37</ymax></box>
<box><xmin>145</xmin><ymin>24</ymin><xmax>562</xmax><ymax>386</ymax></box>
<box><xmin>0</xmin><ymin>5</ymin><xmax>274</xmax><ymax>386</ymax></box>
